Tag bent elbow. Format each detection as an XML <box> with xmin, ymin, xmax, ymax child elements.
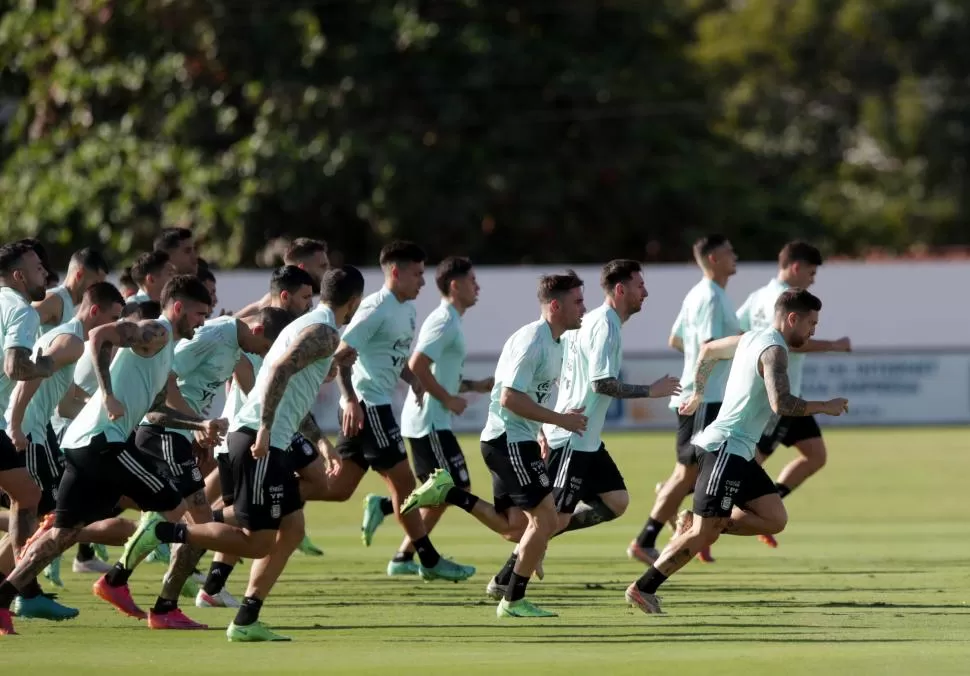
<box><xmin>499</xmin><ymin>388</ymin><xmax>514</xmax><ymax>410</ymax></box>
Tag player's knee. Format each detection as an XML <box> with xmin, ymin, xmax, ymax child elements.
<box><xmin>602</xmin><ymin>491</ymin><xmax>629</xmax><ymax>517</ymax></box>
<box><xmin>10</xmin><ymin>482</ymin><xmax>41</xmax><ymax>508</ymax></box>
<box><xmin>50</xmin><ymin>526</ymin><xmax>80</xmax><ymax>550</ymax></box>
<box><xmin>246</xmin><ymin>533</ymin><xmax>277</xmax><ymax>559</ymax></box>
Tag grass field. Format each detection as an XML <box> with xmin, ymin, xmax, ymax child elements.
<box><xmin>3</xmin><ymin>427</ymin><xmax>970</xmax><ymax>674</ymax></box>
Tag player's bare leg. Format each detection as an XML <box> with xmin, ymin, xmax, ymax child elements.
<box><xmin>630</xmin><ymin>462</ymin><xmax>699</xmax><ymax>564</ymax></box>
<box><xmin>495</xmin><ymin>494</ymin><xmax>559</xmax><ymax>617</ymax></box>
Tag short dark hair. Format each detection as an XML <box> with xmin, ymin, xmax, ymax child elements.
<box><xmin>775</xmin><ymin>288</ymin><xmax>822</xmax><ymax>316</ymax></box>
<box><xmin>17</xmin><ymin>238</ymin><xmax>51</xmax><ymax>269</ymax></box>
<box><xmin>131</xmin><ymin>250</ymin><xmax>171</xmax><ymax>287</ymax></box>
<box><xmin>692</xmin><ymin>234</ymin><xmax>729</xmax><ymax>264</ymax></box>
<box><xmin>160</xmin><ymin>274</ymin><xmax>212</xmax><ymax>307</ymax></box>
<box><xmin>600</xmin><ymin>259</ymin><xmax>642</xmax><ymax>292</ymax></box>
<box><xmin>779</xmin><ymin>241</ymin><xmax>823</xmax><ymax>268</ymax></box>
<box><xmin>70</xmin><ymin>247</ymin><xmax>110</xmax><ymax>275</ymax></box>
<box><xmin>0</xmin><ymin>241</ymin><xmax>36</xmax><ymax>276</ymax></box>
<box><xmin>257</xmin><ymin>307</ymin><xmax>296</xmax><ymax>342</ymax></box>
<box><xmin>121</xmin><ymin>299</ymin><xmax>162</xmax><ymax>320</ymax></box>
<box><xmin>538</xmin><ymin>270</ymin><xmax>584</xmax><ymax>304</ymax></box>
<box><xmin>83</xmin><ymin>281</ymin><xmax>125</xmax><ymax>309</ymax></box>
<box><xmin>379</xmin><ymin>240</ymin><xmax>426</xmax><ymax>267</ymax></box>
<box><xmin>284</xmin><ymin>238</ymin><xmax>327</xmax><ymax>263</ymax></box>
<box><xmin>119</xmin><ymin>266</ymin><xmax>135</xmax><ymax>289</ymax></box>
<box><xmin>270</xmin><ymin>265</ymin><xmax>315</xmax><ymax>296</ymax></box>
<box><xmin>153</xmin><ymin>227</ymin><xmax>193</xmax><ymax>253</ymax></box>
<box><xmin>197</xmin><ymin>266</ymin><xmax>216</xmax><ymax>285</ymax></box>
<box><xmin>320</xmin><ymin>265</ymin><xmax>365</xmax><ymax>306</ymax></box>
<box><xmin>435</xmin><ymin>256</ymin><xmax>473</xmax><ymax>296</ymax></box>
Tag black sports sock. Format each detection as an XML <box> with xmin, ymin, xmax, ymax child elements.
<box><xmin>379</xmin><ymin>497</ymin><xmax>394</xmax><ymax>516</ymax></box>
<box><xmin>0</xmin><ymin>580</ymin><xmax>18</xmax><ymax>608</ymax></box>
<box><xmin>635</xmin><ymin>518</ymin><xmax>665</xmax><ymax>549</ymax></box>
<box><xmin>203</xmin><ymin>562</ymin><xmax>235</xmax><ymax>596</ymax></box>
<box><xmin>557</xmin><ymin>497</ymin><xmax>618</xmax><ymax>536</ymax></box>
<box><xmin>76</xmin><ymin>543</ymin><xmax>96</xmax><ymax>562</ymax></box>
<box><xmin>152</xmin><ymin>597</ymin><xmax>178</xmax><ymax>614</ymax></box>
<box><xmin>412</xmin><ymin>536</ymin><xmax>441</xmax><ymax>569</ymax></box>
<box><xmin>444</xmin><ymin>487</ymin><xmax>479</xmax><ymax>513</ymax></box>
<box><xmin>494</xmin><ymin>553</ymin><xmax>518</xmax><ymax>586</ymax></box>
<box><xmin>212</xmin><ymin>509</ymin><xmax>225</xmax><ymax>523</ymax></box>
<box><xmin>392</xmin><ymin>551</ymin><xmax>415</xmax><ymax>563</ymax></box>
<box><xmin>775</xmin><ymin>482</ymin><xmax>792</xmax><ymax>499</ymax></box>
<box><xmin>155</xmin><ymin>522</ymin><xmax>188</xmax><ymax>544</ymax></box>
<box><xmin>505</xmin><ymin>572</ymin><xmax>529</xmax><ymax>602</ymax></box>
<box><xmin>104</xmin><ymin>562</ymin><xmax>133</xmax><ymax>588</ymax></box>
<box><xmin>19</xmin><ymin>579</ymin><xmax>42</xmax><ymax>600</ymax></box>
<box><xmin>234</xmin><ymin>596</ymin><xmax>263</xmax><ymax>626</ymax></box>
<box><xmin>635</xmin><ymin>566</ymin><xmax>668</xmax><ymax>594</ymax></box>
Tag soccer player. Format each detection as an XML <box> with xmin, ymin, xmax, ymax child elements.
<box><xmin>268</xmin><ymin>265</ymin><xmax>316</xmax><ymax>317</ymax></box>
<box><xmin>366</xmin><ymin>257</ymin><xmax>493</xmax><ymax>575</ymax></box>
<box><xmin>129</xmin><ymin>250</ymin><xmax>176</xmax><ymax>303</ymax></box>
<box><xmin>197</xmin><ymin>265</ymin><xmax>218</xmax><ymax>316</ymax></box>
<box><xmin>32</xmin><ymin>248</ymin><xmax>110</xmax><ymax>333</ymax></box>
<box><xmin>235</xmin><ymin>239</ymin><xmax>329</xmax><ymax>318</ymax></box>
<box><xmin>628</xmin><ymin>235</ymin><xmax>739</xmax><ymax>565</ymax></box>
<box><xmin>154</xmin><ymin>227</ymin><xmax>199</xmax><ymax>276</ymax></box>
<box><xmin>120</xmin><ymin>266</ymin><xmax>361</xmax><ymax>642</ymax></box>
<box><xmin>625</xmin><ymin>289</ymin><xmax>849</xmax><ymax>614</ymax></box>
<box><xmin>737</xmin><ymin>242</ymin><xmax>851</xmax><ymax>545</ymax></box>
<box><xmin>118</xmin><ymin>266</ymin><xmax>138</xmax><ymax>299</ymax></box>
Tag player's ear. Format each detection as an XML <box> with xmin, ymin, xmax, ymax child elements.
<box><xmin>90</xmin><ymin>305</ymin><xmax>100</xmax><ymax>317</ymax></box>
<box><xmin>253</xmin><ymin>324</ymin><xmax>265</xmax><ymax>337</ymax></box>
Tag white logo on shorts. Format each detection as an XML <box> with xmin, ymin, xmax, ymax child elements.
<box><xmin>720</xmin><ymin>496</ymin><xmax>733</xmax><ymax>511</ymax></box>
<box><xmin>270</xmin><ymin>505</ymin><xmax>281</xmax><ymax>519</ymax></box>
<box><xmin>538</xmin><ymin>472</ymin><xmax>550</xmax><ymax>488</ymax></box>
<box><xmin>459</xmin><ymin>469</ymin><xmax>469</xmax><ymax>484</ymax></box>
<box><xmin>191</xmin><ymin>467</ymin><xmax>203</xmax><ymax>482</ymax></box>
<box><xmin>304</xmin><ymin>443</ymin><xmax>314</xmax><ymax>456</ymax></box>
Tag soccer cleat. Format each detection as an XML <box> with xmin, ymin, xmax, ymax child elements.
<box><xmin>297</xmin><ymin>533</ymin><xmax>324</xmax><ymax>556</ymax></box>
<box><xmin>696</xmin><ymin>546</ymin><xmax>716</xmax><ymax>563</ymax></box>
<box><xmin>145</xmin><ymin>542</ymin><xmax>171</xmax><ymax>564</ymax></box>
<box><xmin>625</xmin><ymin>583</ymin><xmax>663</xmax><ymax>614</ymax></box>
<box><xmin>72</xmin><ymin>557</ymin><xmax>112</xmax><ymax>575</ymax></box>
<box><xmin>758</xmin><ymin>533</ymin><xmax>779</xmax><ymax>548</ymax></box>
<box><xmin>147</xmin><ymin>608</ymin><xmax>208</xmax><ymax>630</ymax></box>
<box><xmin>485</xmin><ymin>577</ymin><xmax>506</xmax><ymax>600</ymax></box>
<box><xmin>496</xmin><ymin>598</ymin><xmax>558</xmax><ymax>618</ymax></box>
<box><xmin>122</xmin><ymin>512</ymin><xmax>164</xmax><ymax>570</ymax></box>
<box><xmin>626</xmin><ymin>541</ymin><xmax>660</xmax><ymax>566</ymax></box>
<box><xmin>12</xmin><ymin>594</ymin><xmax>79</xmax><ymax>621</ymax></box>
<box><xmin>93</xmin><ymin>543</ymin><xmax>110</xmax><ymax>562</ymax></box>
<box><xmin>227</xmin><ymin>620</ymin><xmax>291</xmax><ymax>642</ymax></box>
<box><xmin>43</xmin><ymin>555</ymin><xmax>64</xmax><ymax>588</ymax></box>
<box><xmin>386</xmin><ymin>559</ymin><xmax>420</xmax><ymax>577</ymax></box>
<box><xmin>419</xmin><ymin>556</ymin><xmax>475</xmax><ymax>583</ymax></box>
<box><xmin>360</xmin><ymin>494</ymin><xmax>386</xmax><ymax>547</ymax></box>
<box><xmin>401</xmin><ymin>468</ymin><xmax>454</xmax><ymax>516</ymax></box>
<box><xmin>0</xmin><ymin>609</ymin><xmax>16</xmax><ymax>635</ymax></box>
<box><xmin>92</xmin><ymin>576</ymin><xmax>146</xmax><ymax>620</ymax></box>
<box><xmin>196</xmin><ymin>589</ymin><xmax>240</xmax><ymax>608</ymax></box>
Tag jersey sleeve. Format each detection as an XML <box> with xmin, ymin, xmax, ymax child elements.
<box><xmin>5</xmin><ymin>305</ymin><xmax>39</xmax><ymax>351</ymax></box>
<box><xmin>499</xmin><ymin>335</ymin><xmax>540</xmax><ymax>394</ymax></box>
<box><xmin>341</xmin><ymin>303</ymin><xmax>382</xmax><ymax>351</ymax></box>
<box><xmin>588</xmin><ymin>320</ymin><xmax>621</xmax><ymax>382</ymax></box>
<box><xmin>736</xmin><ymin>293</ymin><xmax>755</xmax><ymax>332</ymax></box>
<box><xmin>413</xmin><ymin>311</ymin><xmax>453</xmax><ymax>364</ymax></box>
<box><xmin>671</xmin><ymin>306</ymin><xmax>685</xmax><ymax>339</ymax></box>
<box><xmin>696</xmin><ymin>292</ymin><xmax>729</xmax><ymax>342</ymax></box>
<box><xmin>719</xmin><ymin>291</ymin><xmax>741</xmax><ymax>336</ymax></box>
<box><xmin>172</xmin><ymin>329</ymin><xmax>219</xmax><ymax>378</ymax></box>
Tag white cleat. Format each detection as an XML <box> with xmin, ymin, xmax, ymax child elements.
<box><xmin>625</xmin><ymin>583</ymin><xmax>663</xmax><ymax>614</ymax></box>
<box><xmin>72</xmin><ymin>557</ymin><xmax>112</xmax><ymax>574</ymax></box>
<box><xmin>195</xmin><ymin>589</ymin><xmax>240</xmax><ymax>608</ymax></box>
<box><xmin>485</xmin><ymin>577</ymin><xmax>506</xmax><ymax>601</ymax></box>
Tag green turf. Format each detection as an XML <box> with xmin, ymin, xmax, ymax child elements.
<box><xmin>5</xmin><ymin>428</ymin><xmax>970</xmax><ymax>674</ymax></box>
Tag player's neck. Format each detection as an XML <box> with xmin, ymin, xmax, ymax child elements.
<box><xmin>142</xmin><ymin>286</ymin><xmax>159</xmax><ymax>301</ymax></box>
<box><xmin>384</xmin><ymin>282</ymin><xmax>408</xmax><ymax>304</ymax></box>
<box><xmin>0</xmin><ymin>281</ymin><xmax>29</xmax><ymax>301</ymax></box>
<box><xmin>776</xmin><ymin>271</ymin><xmax>795</xmax><ymax>286</ymax></box>
<box><xmin>445</xmin><ymin>296</ymin><xmax>467</xmax><ymax>316</ymax></box>
<box><xmin>323</xmin><ymin>302</ymin><xmax>350</xmax><ymax>326</ymax></box>
<box><xmin>64</xmin><ymin>279</ymin><xmax>85</xmax><ymax>304</ymax></box>
<box><xmin>605</xmin><ymin>297</ymin><xmax>628</xmax><ymax>323</ymax></box>
<box><xmin>703</xmin><ymin>269</ymin><xmax>729</xmax><ymax>288</ymax></box>
<box><xmin>541</xmin><ymin>313</ymin><xmax>567</xmax><ymax>341</ymax></box>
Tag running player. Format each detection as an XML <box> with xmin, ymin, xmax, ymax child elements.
<box><xmin>235</xmin><ymin>239</ymin><xmax>329</xmax><ymax>318</ymax></box>
<box><xmin>197</xmin><ymin>265</ymin><xmax>218</xmax><ymax>316</ymax></box>
<box><xmin>629</xmin><ymin>235</ymin><xmax>738</xmax><ymax>565</ymax></box>
<box><xmin>737</xmin><ymin>241</ymin><xmax>851</xmax><ymax>546</ymax></box>
<box><xmin>32</xmin><ymin>248</ymin><xmax>110</xmax><ymax>333</ymax></box>
<box><xmin>154</xmin><ymin>227</ymin><xmax>199</xmax><ymax>276</ymax></box>
<box><xmin>118</xmin><ymin>267</ymin><xmax>138</xmax><ymax>299</ymax></box>
<box><xmin>129</xmin><ymin>250</ymin><xmax>176</xmax><ymax>303</ymax></box>
<box><xmin>625</xmin><ymin>289</ymin><xmax>849</xmax><ymax>614</ymax></box>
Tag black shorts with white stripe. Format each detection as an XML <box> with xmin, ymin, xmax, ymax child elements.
<box><xmin>480</xmin><ymin>434</ymin><xmax>551</xmax><ymax>512</ymax></box>
<box><xmin>691</xmin><ymin>443</ymin><xmax>778</xmax><ymax>518</ymax></box>
<box><xmin>675</xmin><ymin>402</ymin><xmax>722</xmax><ymax>466</ymax></box>
<box><xmin>218</xmin><ymin>427</ymin><xmax>302</xmax><ymax>532</ymax></box>
<box><xmin>134</xmin><ymin>424</ymin><xmax>205</xmax><ymax>498</ymax></box>
<box><xmin>282</xmin><ymin>432</ymin><xmax>320</xmax><ymax>474</ymax></box>
<box><xmin>335</xmin><ymin>403</ymin><xmax>409</xmax><ymax>472</ymax></box>
<box><xmin>547</xmin><ymin>443</ymin><xmax>626</xmax><ymax>515</ymax></box>
<box><xmin>756</xmin><ymin>414</ymin><xmax>823</xmax><ymax>456</ymax></box>
<box><xmin>26</xmin><ymin>432</ymin><xmax>65</xmax><ymax>517</ymax></box>
<box><xmin>55</xmin><ymin>432</ymin><xmax>182</xmax><ymax>529</ymax></box>
<box><xmin>408</xmin><ymin>429</ymin><xmax>470</xmax><ymax>488</ymax></box>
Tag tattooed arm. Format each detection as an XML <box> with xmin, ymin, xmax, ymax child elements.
<box><xmin>260</xmin><ymin>324</ymin><xmax>340</xmax><ymax>432</ymax></box>
<box><xmin>88</xmin><ymin>319</ymin><xmax>169</xmax><ymax>397</ymax></box>
<box><xmin>459</xmin><ymin>377</ymin><xmax>493</xmax><ymax>394</ymax></box>
<box><xmin>4</xmin><ymin>347</ymin><xmax>55</xmax><ymax>381</ymax></box>
<box><xmin>760</xmin><ymin>346</ymin><xmax>831</xmax><ymax>416</ymax></box>
<box><xmin>592</xmin><ymin>379</ymin><xmax>651</xmax><ymax>399</ymax></box>
<box><xmin>692</xmin><ymin>335</ymin><xmax>744</xmax><ymax>398</ymax></box>
<box><xmin>143</xmin><ymin>387</ymin><xmax>213</xmax><ymax>431</ymax></box>
<box><xmin>298</xmin><ymin>414</ymin><xmax>324</xmax><ymax>445</ymax></box>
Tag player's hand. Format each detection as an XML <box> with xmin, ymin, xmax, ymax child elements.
<box><xmin>834</xmin><ymin>337</ymin><xmax>852</xmax><ymax>352</ymax></box>
<box><xmin>103</xmin><ymin>394</ymin><xmax>125</xmax><ymax>421</ymax></box>
<box><xmin>201</xmin><ymin>418</ymin><xmax>229</xmax><ymax>446</ymax></box>
<box><xmin>320</xmin><ymin>439</ymin><xmax>342</xmax><ymax>477</ymax></box>
<box><xmin>538</xmin><ymin>433</ymin><xmax>551</xmax><ymax>463</ymax></box>
<box><xmin>341</xmin><ymin>400</ymin><xmax>364</xmax><ymax>437</ymax></box>
<box><xmin>678</xmin><ymin>393</ymin><xmax>703</xmax><ymax>416</ymax></box>
<box><xmin>821</xmin><ymin>398</ymin><xmax>849</xmax><ymax>416</ymax></box>
<box><xmin>445</xmin><ymin>395</ymin><xmax>468</xmax><ymax>416</ymax></box>
<box><xmin>191</xmin><ymin>439</ymin><xmax>212</xmax><ymax>466</ymax></box>
<box><xmin>557</xmin><ymin>407</ymin><xmax>587</xmax><ymax>434</ymax></box>
<box><xmin>476</xmin><ymin>377</ymin><xmax>495</xmax><ymax>393</ymax></box>
<box><xmin>251</xmin><ymin>425</ymin><xmax>271</xmax><ymax>458</ymax></box>
<box><xmin>324</xmin><ymin>363</ymin><xmax>338</xmax><ymax>384</ymax></box>
<box><xmin>410</xmin><ymin>380</ymin><xmax>426</xmax><ymax>408</ymax></box>
<box><xmin>649</xmin><ymin>375</ymin><xmax>682</xmax><ymax>398</ymax></box>
<box><xmin>9</xmin><ymin>426</ymin><xmax>27</xmax><ymax>453</ymax></box>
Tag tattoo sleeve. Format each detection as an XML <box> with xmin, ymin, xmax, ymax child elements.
<box><xmin>692</xmin><ymin>357</ymin><xmax>719</xmax><ymax>397</ymax></box>
<box><xmin>260</xmin><ymin>324</ymin><xmax>340</xmax><ymax>430</ymax></box>
<box><xmin>298</xmin><ymin>414</ymin><xmax>323</xmax><ymax>444</ymax></box>
<box><xmin>336</xmin><ymin>363</ymin><xmax>356</xmax><ymax>401</ymax></box>
<box><xmin>91</xmin><ymin>320</ymin><xmax>166</xmax><ymax>397</ymax></box>
<box><xmin>591</xmin><ymin>377</ymin><xmax>651</xmax><ymax>399</ymax></box>
<box><xmin>159</xmin><ymin>543</ymin><xmax>207</xmax><ymax>602</ymax></box>
<box><xmin>144</xmin><ymin>388</ymin><xmax>208</xmax><ymax>430</ymax></box>
<box><xmin>4</xmin><ymin>347</ymin><xmax>54</xmax><ymax>381</ymax></box>
<box><xmin>761</xmin><ymin>346</ymin><xmax>808</xmax><ymax>416</ymax></box>
<box><xmin>400</xmin><ymin>365</ymin><xmax>415</xmax><ymax>385</ymax></box>
<box><xmin>459</xmin><ymin>379</ymin><xmax>473</xmax><ymax>393</ymax></box>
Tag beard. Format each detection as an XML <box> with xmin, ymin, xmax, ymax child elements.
<box><xmin>28</xmin><ymin>283</ymin><xmax>46</xmax><ymax>302</ymax></box>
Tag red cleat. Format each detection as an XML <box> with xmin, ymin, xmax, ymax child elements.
<box><xmin>696</xmin><ymin>545</ymin><xmax>716</xmax><ymax>563</ymax></box>
<box><xmin>0</xmin><ymin>609</ymin><xmax>17</xmax><ymax>635</ymax></box>
<box><xmin>93</xmin><ymin>576</ymin><xmax>146</xmax><ymax>620</ymax></box>
<box><xmin>147</xmin><ymin>608</ymin><xmax>208</xmax><ymax>630</ymax></box>
<box><xmin>758</xmin><ymin>534</ymin><xmax>779</xmax><ymax>548</ymax></box>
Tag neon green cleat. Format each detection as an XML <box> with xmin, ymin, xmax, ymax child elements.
<box><xmin>401</xmin><ymin>469</ymin><xmax>455</xmax><ymax>516</ymax></box>
<box><xmin>93</xmin><ymin>543</ymin><xmax>110</xmax><ymax>562</ymax></box>
<box><xmin>386</xmin><ymin>559</ymin><xmax>420</xmax><ymax>577</ymax></box>
<box><xmin>122</xmin><ymin>512</ymin><xmax>164</xmax><ymax>570</ymax></box>
<box><xmin>43</xmin><ymin>555</ymin><xmax>64</xmax><ymax>588</ymax></box>
<box><xmin>496</xmin><ymin>598</ymin><xmax>558</xmax><ymax>618</ymax></box>
<box><xmin>360</xmin><ymin>494</ymin><xmax>386</xmax><ymax>547</ymax></box>
<box><xmin>297</xmin><ymin>534</ymin><xmax>324</xmax><ymax>556</ymax></box>
<box><xmin>419</xmin><ymin>556</ymin><xmax>475</xmax><ymax>582</ymax></box>
<box><xmin>227</xmin><ymin>620</ymin><xmax>291</xmax><ymax>642</ymax></box>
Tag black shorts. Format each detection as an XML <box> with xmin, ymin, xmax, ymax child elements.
<box><xmin>283</xmin><ymin>433</ymin><xmax>320</xmax><ymax>474</ymax></box>
<box><xmin>408</xmin><ymin>429</ymin><xmax>470</xmax><ymax>488</ymax></box>
<box><xmin>0</xmin><ymin>430</ymin><xmax>25</xmax><ymax>472</ymax></box>
<box><xmin>134</xmin><ymin>425</ymin><xmax>205</xmax><ymax>498</ymax></box>
<box><xmin>56</xmin><ymin>433</ymin><xmax>182</xmax><ymax>529</ymax></box>
<box><xmin>481</xmin><ymin>435</ymin><xmax>552</xmax><ymax>513</ymax></box>
<box><xmin>548</xmin><ymin>443</ymin><xmax>627</xmax><ymax>514</ymax></box>
<box><xmin>676</xmin><ymin>403</ymin><xmax>721</xmax><ymax>466</ymax></box>
<box><xmin>217</xmin><ymin>428</ymin><xmax>302</xmax><ymax>532</ymax></box>
<box><xmin>26</xmin><ymin>433</ymin><xmax>65</xmax><ymax>517</ymax></box>
<box><xmin>757</xmin><ymin>415</ymin><xmax>823</xmax><ymax>456</ymax></box>
<box><xmin>692</xmin><ymin>444</ymin><xmax>779</xmax><ymax>518</ymax></box>
<box><xmin>335</xmin><ymin>403</ymin><xmax>408</xmax><ymax>473</ymax></box>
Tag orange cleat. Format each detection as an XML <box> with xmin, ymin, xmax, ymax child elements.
<box><xmin>757</xmin><ymin>534</ymin><xmax>778</xmax><ymax>548</ymax></box>
<box><xmin>93</xmin><ymin>576</ymin><xmax>146</xmax><ymax>620</ymax></box>
<box><xmin>696</xmin><ymin>546</ymin><xmax>716</xmax><ymax>563</ymax></box>
<box><xmin>626</xmin><ymin>541</ymin><xmax>659</xmax><ymax>566</ymax></box>
<box><xmin>0</xmin><ymin>609</ymin><xmax>16</xmax><ymax>635</ymax></box>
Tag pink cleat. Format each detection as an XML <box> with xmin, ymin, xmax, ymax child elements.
<box><xmin>93</xmin><ymin>576</ymin><xmax>146</xmax><ymax>620</ymax></box>
<box><xmin>757</xmin><ymin>534</ymin><xmax>778</xmax><ymax>549</ymax></box>
<box><xmin>696</xmin><ymin>545</ymin><xmax>716</xmax><ymax>563</ymax></box>
<box><xmin>0</xmin><ymin>608</ymin><xmax>17</xmax><ymax>635</ymax></box>
<box><xmin>626</xmin><ymin>541</ymin><xmax>659</xmax><ymax>565</ymax></box>
<box><xmin>147</xmin><ymin>608</ymin><xmax>208</xmax><ymax>630</ymax></box>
